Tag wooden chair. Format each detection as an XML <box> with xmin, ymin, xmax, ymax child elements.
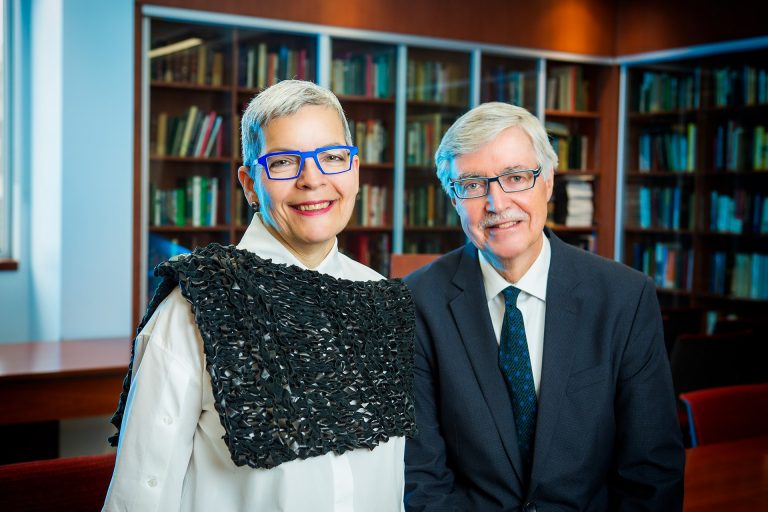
<box><xmin>0</xmin><ymin>452</ymin><xmax>116</xmax><ymax>511</ymax></box>
<box><xmin>680</xmin><ymin>383</ymin><xmax>768</xmax><ymax>447</ymax></box>
<box><xmin>389</xmin><ymin>253</ymin><xmax>440</xmax><ymax>278</ymax></box>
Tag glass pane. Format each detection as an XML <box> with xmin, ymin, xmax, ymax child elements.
<box><xmin>480</xmin><ymin>54</ymin><xmax>538</xmax><ymax>112</ymax></box>
<box><xmin>331</xmin><ymin>38</ymin><xmax>397</xmax><ymax>276</ymax></box>
<box><xmin>404</xmin><ymin>47</ymin><xmax>470</xmax><ymax>255</ymax></box>
<box><xmin>622</xmin><ymin>47</ymin><xmax>768</xmax><ymax>315</ymax></box>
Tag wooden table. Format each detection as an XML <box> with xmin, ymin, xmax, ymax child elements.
<box><xmin>685</xmin><ymin>435</ymin><xmax>768</xmax><ymax>511</ymax></box>
<box><xmin>0</xmin><ymin>338</ymin><xmax>130</xmax><ymax>425</ymax></box>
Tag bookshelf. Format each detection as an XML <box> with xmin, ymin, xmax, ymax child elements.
<box><xmin>620</xmin><ymin>46</ymin><xmax>768</xmax><ymax>316</ymax></box>
<box><xmin>331</xmin><ymin>39</ymin><xmax>397</xmax><ymax>276</ymax></box>
<box><xmin>544</xmin><ymin>61</ymin><xmax>617</xmax><ymax>253</ymax></box>
<box><xmin>403</xmin><ymin>47</ymin><xmax>470</xmax><ymax>254</ymax></box>
<box><xmin>145</xmin><ymin>20</ymin><xmax>318</xmax><ymax>303</ymax></box>
<box><xmin>136</xmin><ymin>9</ymin><xmax>619</xmax><ymax>316</ymax></box>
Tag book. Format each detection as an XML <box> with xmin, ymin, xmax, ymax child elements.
<box><xmin>179</xmin><ymin>105</ymin><xmax>199</xmax><ymax>157</ymax></box>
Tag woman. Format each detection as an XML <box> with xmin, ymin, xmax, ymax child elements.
<box><xmin>104</xmin><ymin>80</ymin><xmax>416</xmax><ymax>511</ymax></box>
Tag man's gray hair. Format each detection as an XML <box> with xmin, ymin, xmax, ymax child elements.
<box><xmin>240</xmin><ymin>80</ymin><xmax>352</xmax><ymax>175</ymax></box>
<box><xmin>435</xmin><ymin>102</ymin><xmax>558</xmax><ymax>196</ymax></box>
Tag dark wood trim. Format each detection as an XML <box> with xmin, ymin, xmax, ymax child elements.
<box><xmin>0</xmin><ymin>259</ymin><xmax>19</xmax><ymax>271</ymax></box>
<box><xmin>596</xmin><ymin>65</ymin><xmax>619</xmax><ymax>259</ymax></box>
<box><xmin>137</xmin><ymin>0</ymin><xmax>617</xmax><ymax>56</ymax></box>
<box><xmin>131</xmin><ymin>2</ymin><xmax>143</xmax><ymax>330</ymax></box>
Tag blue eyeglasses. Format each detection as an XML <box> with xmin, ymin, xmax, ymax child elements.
<box><xmin>255</xmin><ymin>145</ymin><xmax>359</xmax><ymax>180</ymax></box>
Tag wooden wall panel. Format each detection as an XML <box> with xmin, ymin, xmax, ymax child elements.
<box><xmin>616</xmin><ymin>0</ymin><xmax>768</xmax><ymax>56</ymax></box>
<box><xmin>138</xmin><ymin>0</ymin><xmax>617</xmax><ymax>56</ymax></box>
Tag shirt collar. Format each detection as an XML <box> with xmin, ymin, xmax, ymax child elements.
<box><xmin>478</xmin><ymin>235</ymin><xmax>551</xmax><ymax>303</ymax></box>
<box><xmin>236</xmin><ymin>214</ymin><xmax>340</xmax><ymax>273</ymax></box>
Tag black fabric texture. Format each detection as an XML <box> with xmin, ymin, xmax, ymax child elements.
<box><xmin>109</xmin><ymin>243</ymin><xmax>417</xmax><ymax>469</ymax></box>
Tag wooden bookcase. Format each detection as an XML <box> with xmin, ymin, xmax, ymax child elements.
<box><xmin>544</xmin><ymin>61</ymin><xmax>616</xmax><ymax>253</ymax></box>
<box><xmin>136</xmin><ymin>13</ymin><xmax>619</xmax><ymax>315</ymax></box>
<box><xmin>621</xmin><ymin>46</ymin><xmax>768</xmax><ymax>316</ymax></box>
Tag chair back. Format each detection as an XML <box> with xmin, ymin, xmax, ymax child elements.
<box><xmin>660</xmin><ymin>306</ymin><xmax>706</xmax><ymax>356</ymax></box>
<box><xmin>669</xmin><ymin>330</ymin><xmax>768</xmax><ymax>396</ymax></box>
<box><xmin>0</xmin><ymin>452</ymin><xmax>116</xmax><ymax>511</ymax></box>
<box><xmin>389</xmin><ymin>253</ymin><xmax>440</xmax><ymax>278</ymax></box>
<box><xmin>680</xmin><ymin>383</ymin><xmax>768</xmax><ymax>447</ymax></box>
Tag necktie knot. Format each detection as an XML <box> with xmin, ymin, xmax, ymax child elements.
<box><xmin>502</xmin><ymin>286</ymin><xmax>521</xmax><ymax>307</ymax></box>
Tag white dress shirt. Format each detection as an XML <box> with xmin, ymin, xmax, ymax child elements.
<box><xmin>478</xmin><ymin>236</ymin><xmax>551</xmax><ymax>396</ymax></box>
<box><xmin>104</xmin><ymin>214</ymin><xmax>406</xmax><ymax>512</ymax></box>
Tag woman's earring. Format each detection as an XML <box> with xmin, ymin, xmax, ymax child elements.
<box><xmin>250</xmin><ymin>202</ymin><xmax>259</xmax><ymax>212</ymax></box>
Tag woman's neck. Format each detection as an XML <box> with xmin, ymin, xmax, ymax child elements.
<box><xmin>264</xmin><ymin>223</ymin><xmax>334</xmax><ymax>269</ymax></box>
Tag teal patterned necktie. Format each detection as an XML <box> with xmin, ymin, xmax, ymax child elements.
<box><xmin>499</xmin><ymin>286</ymin><xmax>537</xmax><ymax>476</ymax></box>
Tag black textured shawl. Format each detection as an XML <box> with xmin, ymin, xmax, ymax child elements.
<box><xmin>109</xmin><ymin>244</ymin><xmax>417</xmax><ymax>469</ymax></box>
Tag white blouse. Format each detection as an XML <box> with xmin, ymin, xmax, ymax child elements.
<box><xmin>104</xmin><ymin>215</ymin><xmax>406</xmax><ymax>512</ymax></box>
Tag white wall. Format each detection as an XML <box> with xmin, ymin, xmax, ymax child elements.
<box><xmin>0</xmin><ymin>0</ymin><xmax>133</xmax><ymax>343</ymax></box>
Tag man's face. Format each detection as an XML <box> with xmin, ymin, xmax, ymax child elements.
<box><xmin>451</xmin><ymin>126</ymin><xmax>553</xmax><ymax>274</ymax></box>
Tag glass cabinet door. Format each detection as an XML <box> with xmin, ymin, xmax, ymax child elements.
<box><xmin>480</xmin><ymin>54</ymin><xmax>538</xmax><ymax>112</ymax></box>
<box><xmin>147</xmin><ymin>19</ymin><xmax>234</xmax><ymax>304</ymax></box>
<box><xmin>403</xmin><ymin>47</ymin><xmax>471</xmax><ymax>254</ymax></box>
<box><xmin>544</xmin><ymin>61</ymin><xmax>614</xmax><ymax>254</ymax></box>
<box><xmin>330</xmin><ymin>38</ymin><xmax>397</xmax><ymax>276</ymax></box>
<box><xmin>621</xmin><ymin>46</ymin><xmax>768</xmax><ymax>315</ymax></box>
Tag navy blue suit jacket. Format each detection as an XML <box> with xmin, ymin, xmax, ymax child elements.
<box><xmin>403</xmin><ymin>230</ymin><xmax>685</xmax><ymax>511</ymax></box>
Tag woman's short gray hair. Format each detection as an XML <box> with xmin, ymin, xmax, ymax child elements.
<box><xmin>435</xmin><ymin>102</ymin><xmax>558</xmax><ymax>196</ymax></box>
<box><xmin>240</xmin><ymin>80</ymin><xmax>352</xmax><ymax>175</ymax></box>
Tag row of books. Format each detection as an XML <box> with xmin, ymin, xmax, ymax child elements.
<box><xmin>238</xmin><ymin>43</ymin><xmax>310</xmax><ymax>89</ymax></box>
<box><xmin>342</xmin><ymin>233</ymin><xmax>391</xmax><ymax>277</ymax></box>
<box><xmin>406</xmin><ymin>60</ymin><xmax>467</xmax><ymax>105</ymax></box>
<box><xmin>556</xmin><ymin>233</ymin><xmax>596</xmax><ymax>253</ymax></box>
<box><xmin>150</xmin><ymin>177</ymin><xmax>221</xmax><ymax>227</ymax></box>
<box><xmin>482</xmin><ymin>68</ymin><xmax>528</xmax><ymax>106</ymax></box>
<box><xmin>405</xmin><ymin>183</ymin><xmax>459</xmax><ymax>227</ymax></box>
<box><xmin>712</xmin><ymin>65</ymin><xmax>768</xmax><ymax>107</ymax></box>
<box><xmin>637</xmin><ymin>123</ymin><xmax>697</xmax><ymax>172</ymax></box>
<box><xmin>146</xmin><ymin>234</ymin><xmax>192</xmax><ymax>302</ymax></box>
<box><xmin>331</xmin><ymin>53</ymin><xmax>394</xmax><ymax>98</ymax></box>
<box><xmin>150</xmin><ymin>43</ymin><xmax>226</xmax><ymax>86</ymax></box>
<box><xmin>546</xmin><ymin>65</ymin><xmax>589</xmax><ymax>112</ymax></box>
<box><xmin>635</xmin><ymin>70</ymin><xmax>701</xmax><ymax>113</ymax></box>
<box><xmin>349</xmin><ymin>119</ymin><xmax>388</xmax><ymax>164</ymax></box>
<box><xmin>351</xmin><ymin>184</ymin><xmax>389</xmax><ymax>227</ymax></box>
<box><xmin>406</xmin><ymin>113</ymin><xmax>452</xmax><ymax>166</ymax></box>
<box><xmin>630</xmin><ymin>242</ymin><xmax>694</xmax><ymax>290</ymax></box>
<box><xmin>710</xmin><ymin>252</ymin><xmax>768</xmax><ymax>299</ymax></box>
<box><xmin>155</xmin><ymin>107</ymin><xmax>225</xmax><ymax>158</ymax></box>
<box><xmin>709</xmin><ymin>191</ymin><xmax>768</xmax><ymax>234</ymax></box>
<box><xmin>628</xmin><ymin>186</ymin><xmax>694</xmax><ymax>230</ymax></box>
<box><xmin>713</xmin><ymin>122</ymin><xmax>768</xmax><ymax>171</ymax></box>
<box><xmin>546</xmin><ymin>121</ymin><xmax>589</xmax><ymax>170</ymax></box>
<box><xmin>550</xmin><ymin>180</ymin><xmax>594</xmax><ymax>227</ymax></box>
<box><xmin>403</xmin><ymin>238</ymin><xmax>456</xmax><ymax>255</ymax></box>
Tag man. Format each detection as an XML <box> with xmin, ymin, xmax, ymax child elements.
<box><xmin>403</xmin><ymin>102</ymin><xmax>685</xmax><ymax>511</ymax></box>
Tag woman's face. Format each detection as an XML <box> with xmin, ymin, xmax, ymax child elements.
<box><xmin>249</xmin><ymin>105</ymin><xmax>359</xmax><ymax>258</ymax></box>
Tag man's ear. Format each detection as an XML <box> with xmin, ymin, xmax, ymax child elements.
<box><xmin>544</xmin><ymin>170</ymin><xmax>554</xmax><ymax>202</ymax></box>
<box><xmin>237</xmin><ymin>166</ymin><xmax>258</xmax><ymax>205</ymax></box>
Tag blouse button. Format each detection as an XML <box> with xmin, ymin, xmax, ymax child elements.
<box><xmin>163</xmin><ymin>416</ymin><xmax>173</xmax><ymax>425</ymax></box>
<box><xmin>147</xmin><ymin>477</ymin><xmax>158</xmax><ymax>488</ymax></box>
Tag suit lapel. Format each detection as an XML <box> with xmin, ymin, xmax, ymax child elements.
<box><xmin>449</xmin><ymin>244</ymin><xmax>525</xmax><ymax>488</ymax></box>
<box><xmin>529</xmin><ymin>231</ymin><xmax>583</xmax><ymax>495</ymax></box>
